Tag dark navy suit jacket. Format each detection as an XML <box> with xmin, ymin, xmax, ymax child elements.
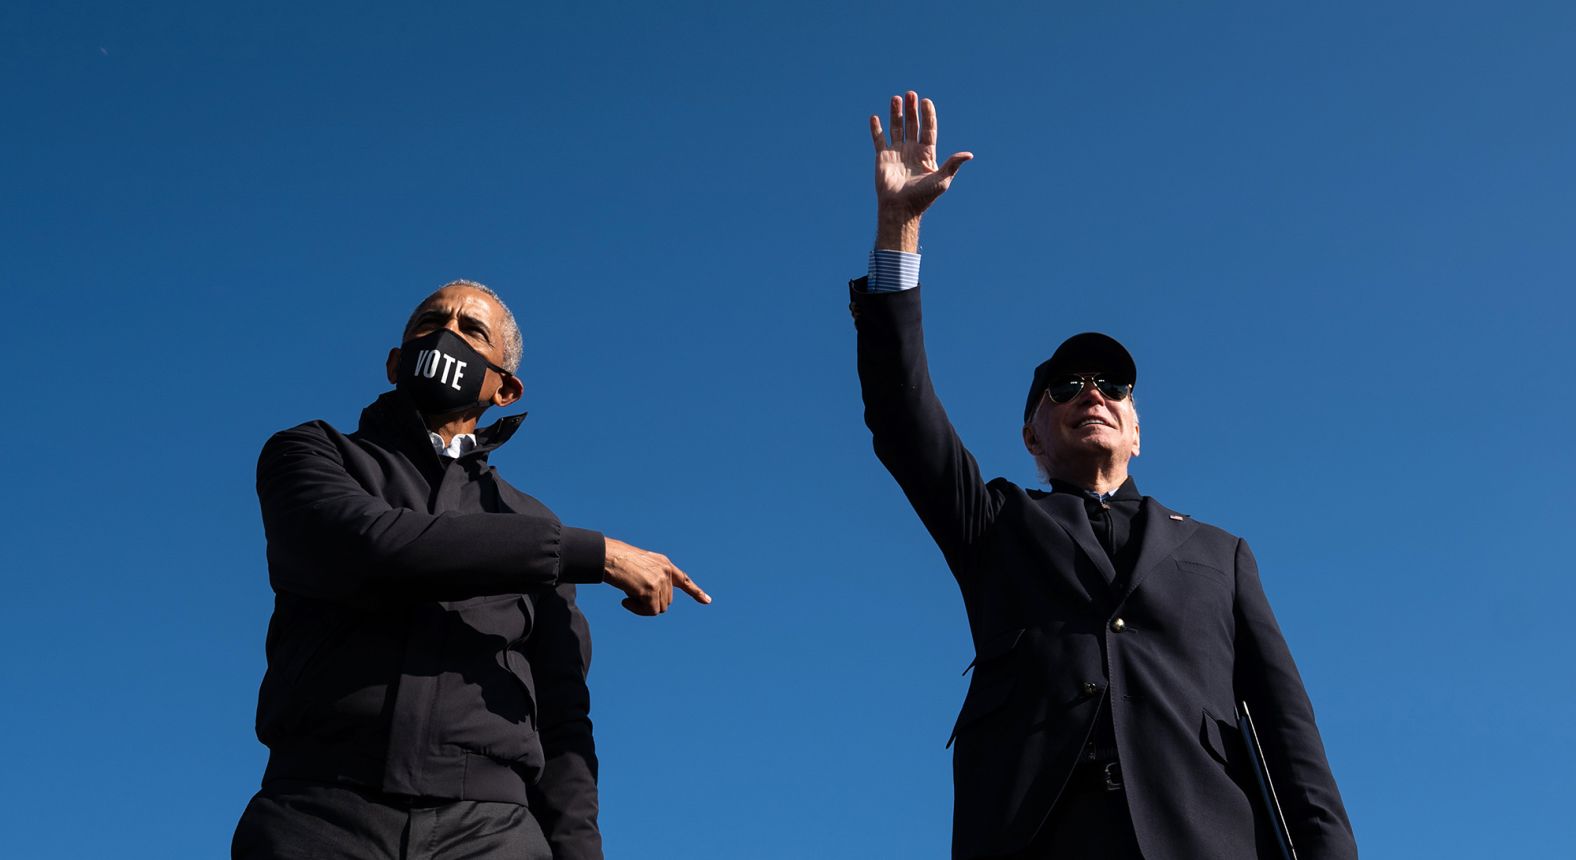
<box><xmin>851</xmin><ymin>283</ymin><xmax>1357</xmax><ymax>860</ymax></box>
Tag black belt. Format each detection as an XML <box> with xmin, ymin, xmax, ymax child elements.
<box><xmin>1082</xmin><ymin>744</ymin><xmax>1120</xmax><ymax>763</ymax></box>
<box><xmin>1069</xmin><ymin>759</ymin><xmax>1124</xmax><ymax>793</ymax></box>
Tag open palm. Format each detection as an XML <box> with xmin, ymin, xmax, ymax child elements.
<box><xmin>870</xmin><ymin>91</ymin><xmax>972</xmax><ymax>221</ymax></box>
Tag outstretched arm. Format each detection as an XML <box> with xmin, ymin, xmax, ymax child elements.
<box><xmin>258</xmin><ymin>426</ymin><xmax>607</xmax><ymax>601</ymax></box>
<box><xmin>258</xmin><ymin>424</ymin><xmax>708</xmax><ymax>616</ymax></box>
<box><xmin>853</xmin><ymin>92</ymin><xmax>996</xmax><ymax>563</ymax></box>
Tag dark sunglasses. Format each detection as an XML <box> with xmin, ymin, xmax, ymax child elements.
<box><xmin>1044</xmin><ymin>374</ymin><xmax>1133</xmax><ymax>405</ymax></box>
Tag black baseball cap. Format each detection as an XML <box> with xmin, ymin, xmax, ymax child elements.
<box><xmin>1023</xmin><ymin>332</ymin><xmax>1138</xmax><ymax>422</ymax></box>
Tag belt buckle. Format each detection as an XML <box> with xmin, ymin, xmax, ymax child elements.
<box><xmin>1102</xmin><ymin>761</ymin><xmax>1123</xmax><ymax>792</ymax></box>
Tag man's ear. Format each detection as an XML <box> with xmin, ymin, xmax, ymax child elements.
<box><xmin>493</xmin><ymin>373</ymin><xmax>524</xmax><ymax>408</ymax></box>
<box><xmin>386</xmin><ymin>348</ymin><xmax>401</xmax><ymax>385</ymax></box>
<box><xmin>1022</xmin><ymin>424</ymin><xmax>1042</xmax><ymax>457</ymax></box>
<box><xmin>1131</xmin><ymin>421</ymin><xmax>1141</xmax><ymax>459</ymax></box>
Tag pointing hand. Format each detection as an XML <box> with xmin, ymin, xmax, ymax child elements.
<box><xmin>602</xmin><ymin>537</ymin><xmax>710</xmax><ymax>616</ymax></box>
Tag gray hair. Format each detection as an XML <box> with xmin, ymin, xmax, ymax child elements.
<box><xmin>403</xmin><ymin>279</ymin><xmax>524</xmax><ymax>373</ymax></box>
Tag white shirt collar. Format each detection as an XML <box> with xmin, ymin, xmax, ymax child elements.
<box><xmin>429</xmin><ymin>432</ymin><xmax>478</xmax><ymax>459</ymax></box>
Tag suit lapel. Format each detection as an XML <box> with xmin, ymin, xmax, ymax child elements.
<box><xmin>1124</xmin><ymin>497</ymin><xmax>1198</xmax><ymax>597</ymax></box>
<box><xmin>1037</xmin><ymin>492</ymin><xmax>1118</xmax><ymax>587</ymax></box>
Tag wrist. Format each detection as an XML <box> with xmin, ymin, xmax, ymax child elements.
<box><xmin>874</xmin><ymin>211</ymin><xmax>921</xmax><ymax>253</ymax></box>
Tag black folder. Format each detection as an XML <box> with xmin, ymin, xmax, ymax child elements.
<box><xmin>1238</xmin><ymin>700</ymin><xmax>1297</xmax><ymax>860</ymax></box>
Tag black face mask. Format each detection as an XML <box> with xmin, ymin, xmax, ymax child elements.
<box><xmin>395</xmin><ymin>329</ymin><xmax>512</xmax><ymax>417</ymax></box>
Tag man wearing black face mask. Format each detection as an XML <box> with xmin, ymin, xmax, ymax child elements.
<box><xmin>233</xmin><ymin>280</ymin><xmax>709</xmax><ymax>860</ymax></box>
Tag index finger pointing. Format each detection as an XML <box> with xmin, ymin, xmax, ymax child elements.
<box><xmin>672</xmin><ymin>567</ymin><xmax>711</xmax><ymax>604</ymax></box>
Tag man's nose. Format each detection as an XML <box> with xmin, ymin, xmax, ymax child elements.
<box><xmin>1076</xmin><ymin>385</ymin><xmax>1108</xmax><ymax>406</ymax></box>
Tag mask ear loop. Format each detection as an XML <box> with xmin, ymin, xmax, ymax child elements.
<box><xmin>468</xmin><ymin>343</ymin><xmax>515</xmax><ymax>381</ymax></box>
<box><xmin>488</xmin><ymin>366</ymin><xmax>520</xmax><ymax>408</ymax></box>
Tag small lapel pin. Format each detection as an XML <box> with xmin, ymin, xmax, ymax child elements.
<box><xmin>1169</xmin><ymin>514</ymin><xmax>1184</xmax><ymax>521</ymax></box>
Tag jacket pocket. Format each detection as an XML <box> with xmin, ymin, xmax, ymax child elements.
<box><xmin>502</xmin><ymin>647</ymin><xmax>537</xmax><ymax>707</ymax></box>
<box><xmin>1200</xmin><ymin>707</ymin><xmax>1237</xmax><ymax>766</ymax></box>
<box><xmin>502</xmin><ymin>597</ymin><xmax>538</xmax><ymax>712</ymax></box>
<box><xmin>440</xmin><ymin>594</ymin><xmax>538</xmax><ymax>732</ymax></box>
<box><xmin>947</xmin><ymin>676</ymin><xmax>1016</xmax><ymax>748</ymax></box>
<box><xmin>961</xmin><ymin>627</ymin><xmax>1025</xmax><ymax>676</ymax></box>
<box><xmin>1177</xmin><ymin>560</ymin><xmax>1230</xmax><ymax>587</ymax></box>
<box><xmin>948</xmin><ymin>628</ymin><xmax>1025</xmax><ymax>748</ymax></box>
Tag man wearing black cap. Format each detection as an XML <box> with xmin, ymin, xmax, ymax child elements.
<box><xmin>850</xmin><ymin>92</ymin><xmax>1357</xmax><ymax>859</ymax></box>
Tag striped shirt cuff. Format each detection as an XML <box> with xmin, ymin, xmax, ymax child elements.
<box><xmin>866</xmin><ymin>249</ymin><xmax>921</xmax><ymax>293</ymax></box>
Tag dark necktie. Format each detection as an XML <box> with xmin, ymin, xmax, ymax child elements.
<box><xmin>1057</xmin><ymin>481</ymin><xmax>1142</xmax><ymax>587</ymax></box>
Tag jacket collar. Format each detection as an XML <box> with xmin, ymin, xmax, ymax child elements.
<box><xmin>1034</xmin><ymin>478</ymin><xmax>1197</xmax><ymax>600</ymax></box>
<box><xmin>358</xmin><ymin>390</ymin><xmax>527</xmax><ymax>461</ymax></box>
<box><xmin>1047</xmin><ymin>475</ymin><xmax>1142</xmax><ymax>505</ymax></box>
<box><xmin>1040</xmin><ymin>476</ymin><xmax>1140</xmax><ymax>586</ymax></box>
<box><xmin>1038</xmin><ymin>491</ymin><xmax>1118</xmax><ymax>586</ymax></box>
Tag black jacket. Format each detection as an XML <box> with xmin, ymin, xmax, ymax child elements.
<box><xmin>851</xmin><ymin>284</ymin><xmax>1357</xmax><ymax>860</ymax></box>
<box><xmin>253</xmin><ymin>390</ymin><xmax>606</xmax><ymax>859</ymax></box>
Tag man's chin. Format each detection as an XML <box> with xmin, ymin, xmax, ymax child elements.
<box><xmin>1063</xmin><ymin>434</ymin><xmax>1116</xmax><ymax>452</ymax></box>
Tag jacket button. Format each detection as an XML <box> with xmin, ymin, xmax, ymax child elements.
<box><xmin>1081</xmin><ymin>682</ymin><xmax>1100</xmax><ymax>698</ymax></box>
<box><xmin>1111</xmin><ymin>618</ymin><xmax>1126</xmax><ymax>633</ymax></box>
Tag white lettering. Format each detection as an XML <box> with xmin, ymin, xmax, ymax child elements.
<box><xmin>451</xmin><ymin>361</ymin><xmax>467</xmax><ymax>391</ymax></box>
<box><xmin>417</xmin><ymin>350</ymin><xmax>437</xmax><ymax>378</ymax></box>
<box><xmin>439</xmin><ymin>353</ymin><xmax>457</xmax><ymax>385</ymax></box>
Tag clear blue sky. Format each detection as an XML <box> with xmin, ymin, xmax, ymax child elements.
<box><xmin>3</xmin><ymin>2</ymin><xmax>1573</xmax><ymax>856</ymax></box>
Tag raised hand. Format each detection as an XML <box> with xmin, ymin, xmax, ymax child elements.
<box><xmin>602</xmin><ymin>537</ymin><xmax>710</xmax><ymax>616</ymax></box>
<box><xmin>870</xmin><ymin>90</ymin><xmax>973</xmax><ymax>252</ymax></box>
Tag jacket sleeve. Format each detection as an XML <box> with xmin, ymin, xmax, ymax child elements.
<box><xmin>526</xmin><ymin>583</ymin><xmax>602</xmax><ymax>860</ymax></box>
<box><xmin>1232</xmin><ymin>539</ymin><xmax>1359</xmax><ymax>859</ymax></box>
<box><xmin>257</xmin><ymin>424</ymin><xmax>606</xmax><ymax>601</ymax></box>
<box><xmin>851</xmin><ymin>281</ymin><xmax>1000</xmax><ymax>563</ymax></box>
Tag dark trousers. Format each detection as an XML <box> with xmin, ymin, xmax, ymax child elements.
<box><xmin>232</xmin><ymin>781</ymin><xmax>552</xmax><ymax>860</ymax></box>
<box><xmin>1000</xmin><ymin>765</ymin><xmax>1144</xmax><ymax>860</ymax></box>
